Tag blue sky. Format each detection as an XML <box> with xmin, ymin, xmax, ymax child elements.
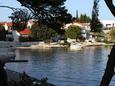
<box><xmin>0</xmin><ymin>0</ymin><xmax>114</xmax><ymax>21</ymax></box>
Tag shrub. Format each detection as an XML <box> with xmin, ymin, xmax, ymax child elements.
<box><xmin>109</xmin><ymin>29</ymin><xmax>115</xmax><ymax>42</ymax></box>
<box><xmin>65</xmin><ymin>26</ymin><xmax>81</xmax><ymax>39</ymax></box>
<box><xmin>31</xmin><ymin>23</ymin><xmax>58</xmax><ymax>41</ymax></box>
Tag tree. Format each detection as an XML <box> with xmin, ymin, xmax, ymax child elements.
<box><xmin>31</xmin><ymin>23</ymin><xmax>58</xmax><ymax>41</ymax></box>
<box><xmin>65</xmin><ymin>26</ymin><xmax>81</xmax><ymax>39</ymax></box>
<box><xmin>100</xmin><ymin>0</ymin><xmax>115</xmax><ymax>85</ymax></box>
<box><xmin>79</xmin><ymin>14</ymin><xmax>91</xmax><ymax>23</ymax></box>
<box><xmin>104</xmin><ymin>0</ymin><xmax>115</xmax><ymax>16</ymax></box>
<box><xmin>90</xmin><ymin>0</ymin><xmax>103</xmax><ymax>32</ymax></box>
<box><xmin>9</xmin><ymin>8</ymin><xmax>32</xmax><ymax>31</ymax></box>
<box><xmin>16</xmin><ymin>0</ymin><xmax>72</xmax><ymax>34</ymax></box>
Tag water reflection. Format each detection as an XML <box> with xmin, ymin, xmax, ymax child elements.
<box><xmin>6</xmin><ymin>46</ymin><xmax>114</xmax><ymax>86</ymax></box>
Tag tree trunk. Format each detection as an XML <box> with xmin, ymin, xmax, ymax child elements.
<box><xmin>100</xmin><ymin>1</ymin><xmax>115</xmax><ymax>85</ymax></box>
<box><xmin>100</xmin><ymin>45</ymin><xmax>115</xmax><ymax>86</ymax></box>
<box><xmin>104</xmin><ymin>0</ymin><xmax>115</xmax><ymax>16</ymax></box>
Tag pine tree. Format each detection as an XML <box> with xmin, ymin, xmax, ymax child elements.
<box><xmin>17</xmin><ymin>0</ymin><xmax>72</xmax><ymax>34</ymax></box>
<box><xmin>90</xmin><ymin>0</ymin><xmax>102</xmax><ymax>32</ymax></box>
<box><xmin>79</xmin><ymin>14</ymin><xmax>91</xmax><ymax>23</ymax></box>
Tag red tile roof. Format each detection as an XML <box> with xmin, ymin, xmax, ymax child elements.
<box><xmin>0</xmin><ymin>22</ymin><xmax>13</xmax><ymax>26</ymax></box>
<box><xmin>19</xmin><ymin>28</ymin><xmax>31</xmax><ymax>35</ymax></box>
<box><xmin>6</xmin><ymin>22</ymin><xmax>13</xmax><ymax>26</ymax></box>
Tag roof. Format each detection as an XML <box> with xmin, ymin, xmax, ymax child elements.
<box><xmin>6</xmin><ymin>22</ymin><xmax>13</xmax><ymax>26</ymax></box>
<box><xmin>64</xmin><ymin>22</ymin><xmax>84</xmax><ymax>29</ymax></box>
<box><xmin>0</xmin><ymin>22</ymin><xmax>13</xmax><ymax>26</ymax></box>
<box><xmin>19</xmin><ymin>28</ymin><xmax>31</xmax><ymax>35</ymax></box>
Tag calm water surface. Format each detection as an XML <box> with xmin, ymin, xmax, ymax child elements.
<box><xmin>6</xmin><ymin>46</ymin><xmax>115</xmax><ymax>86</ymax></box>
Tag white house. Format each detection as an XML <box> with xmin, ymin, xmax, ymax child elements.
<box><xmin>0</xmin><ymin>21</ymin><xmax>32</xmax><ymax>42</ymax></box>
<box><xmin>27</xmin><ymin>19</ymin><xmax>34</xmax><ymax>28</ymax></box>
<box><xmin>0</xmin><ymin>22</ymin><xmax>12</xmax><ymax>31</ymax></box>
<box><xmin>64</xmin><ymin>22</ymin><xmax>91</xmax><ymax>39</ymax></box>
<box><xmin>100</xmin><ymin>20</ymin><xmax>115</xmax><ymax>29</ymax></box>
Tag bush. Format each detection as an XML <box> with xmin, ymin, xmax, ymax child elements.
<box><xmin>110</xmin><ymin>29</ymin><xmax>115</xmax><ymax>42</ymax></box>
<box><xmin>65</xmin><ymin>26</ymin><xmax>81</xmax><ymax>39</ymax></box>
<box><xmin>31</xmin><ymin>23</ymin><xmax>58</xmax><ymax>41</ymax></box>
<box><xmin>19</xmin><ymin>36</ymin><xmax>34</xmax><ymax>42</ymax></box>
<box><xmin>110</xmin><ymin>29</ymin><xmax>115</xmax><ymax>37</ymax></box>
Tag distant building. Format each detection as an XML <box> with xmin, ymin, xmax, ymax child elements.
<box><xmin>0</xmin><ymin>22</ymin><xmax>13</xmax><ymax>41</ymax></box>
<box><xmin>0</xmin><ymin>22</ymin><xmax>12</xmax><ymax>31</ymax></box>
<box><xmin>64</xmin><ymin>22</ymin><xmax>90</xmax><ymax>30</ymax></box>
<box><xmin>27</xmin><ymin>19</ymin><xmax>34</xmax><ymax>28</ymax></box>
<box><xmin>64</xmin><ymin>22</ymin><xmax>91</xmax><ymax>39</ymax></box>
<box><xmin>19</xmin><ymin>28</ymin><xmax>31</xmax><ymax>37</ymax></box>
<box><xmin>0</xmin><ymin>21</ymin><xmax>32</xmax><ymax>41</ymax></box>
<box><xmin>100</xmin><ymin>20</ymin><xmax>115</xmax><ymax>29</ymax></box>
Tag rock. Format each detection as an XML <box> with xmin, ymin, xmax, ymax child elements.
<box><xmin>70</xmin><ymin>42</ymin><xmax>82</xmax><ymax>50</ymax></box>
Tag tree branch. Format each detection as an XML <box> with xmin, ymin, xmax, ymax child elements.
<box><xmin>104</xmin><ymin>0</ymin><xmax>115</xmax><ymax>16</ymax></box>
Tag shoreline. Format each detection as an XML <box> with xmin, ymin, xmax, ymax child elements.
<box><xmin>0</xmin><ymin>41</ymin><xmax>114</xmax><ymax>50</ymax></box>
<box><xmin>16</xmin><ymin>42</ymin><xmax>114</xmax><ymax>50</ymax></box>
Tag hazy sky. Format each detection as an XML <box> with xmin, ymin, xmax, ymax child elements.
<box><xmin>0</xmin><ymin>0</ymin><xmax>114</xmax><ymax>21</ymax></box>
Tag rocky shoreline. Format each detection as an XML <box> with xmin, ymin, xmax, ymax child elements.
<box><xmin>15</xmin><ymin>42</ymin><xmax>114</xmax><ymax>50</ymax></box>
<box><xmin>0</xmin><ymin>41</ymin><xmax>113</xmax><ymax>49</ymax></box>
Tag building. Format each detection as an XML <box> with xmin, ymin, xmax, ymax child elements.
<box><xmin>0</xmin><ymin>22</ymin><xmax>12</xmax><ymax>31</ymax></box>
<box><xmin>0</xmin><ymin>21</ymin><xmax>32</xmax><ymax>41</ymax></box>
<box><xmin>64</xmin><ymin>22</ymin><xmax>90</xmax><ymax>30</ymax></box>
<box><xmin>0</xmin><ymin>22</ymin><xmax>13</xmax><ymax>41</ymax></box>
<box><xmin>64</xmin><ymin>22</ymin><xmax>91</xmax><ymax>39</ymax></box>
<box><xmin>27</xmin><ymin>19</ymin><xmax>34</xmax><ymax>28</ymax></box>
<box><xmin>100</xmin><ymin>20</ymin><xmax>115</xmax><ymax>29</ymax></box>
<box><xmin>19</xmin><ymin>28</ymin><xmax>31</xmax><ymax>37</ymax></box>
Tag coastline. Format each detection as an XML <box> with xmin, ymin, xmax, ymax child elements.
<box><xmin>15</xmin><ymin>42</ymin><xmax>114</xmax><ymax>50</ymax></box>
<box><xmin>0</xmin><ymin>41</ymin><xmax>114</xmax><ymax>50</ymax></box>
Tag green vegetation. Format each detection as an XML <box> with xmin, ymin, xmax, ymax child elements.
<box><xmin>9</xmin><ymin>9</ymin><xmax>32</xmax><ymax>31</ymax></box>
<box><xmin>110</xmin><ymin>29</ymin><xmax>115</xmax><ymax>41</ymax></box>
<box><xmin>31</xmin><ymin>23</ymin><xmax>58</xmax><ymax>41</ymax></box>
<box><xmin>103</xmin><ymin>29</ymin><xmax>115</xmax><ymax>43</ymax></box>
<box><xmin>78</xmin><ymin>14</ymin><xmax>91</xmax><ymax>23</ymax></box>
<box><xmin>110</xmin><ymin>29</ymin><xmax>115</xmax><ymax>37</ymax></box>
<box><xmin>17</xmin><ymin>0</ymin><xmax>72</xmax><ymax>34</ymax></box>
<box><xmin>72</xmin><ymin>13</ymin><xmax>91</xmax><ymax>23</ymax></box>
<box><xmin>65</xmin><ymin>26</ymin><xmax>81</xmax><ymax>39</ymax></box>
<box><xmin>93</xmin><ymin>32</ymin><xmax>105</xmax><ymax>42</ymax></box>
<box><xmin>90</xmin><ymin>0</ymin><xmax>103</xmax><ymax>32</ymax></box>
<box><xmin>19</xmin><ymin>36</ymin><xmax>33</xmax><ymax>42</ymax></box>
